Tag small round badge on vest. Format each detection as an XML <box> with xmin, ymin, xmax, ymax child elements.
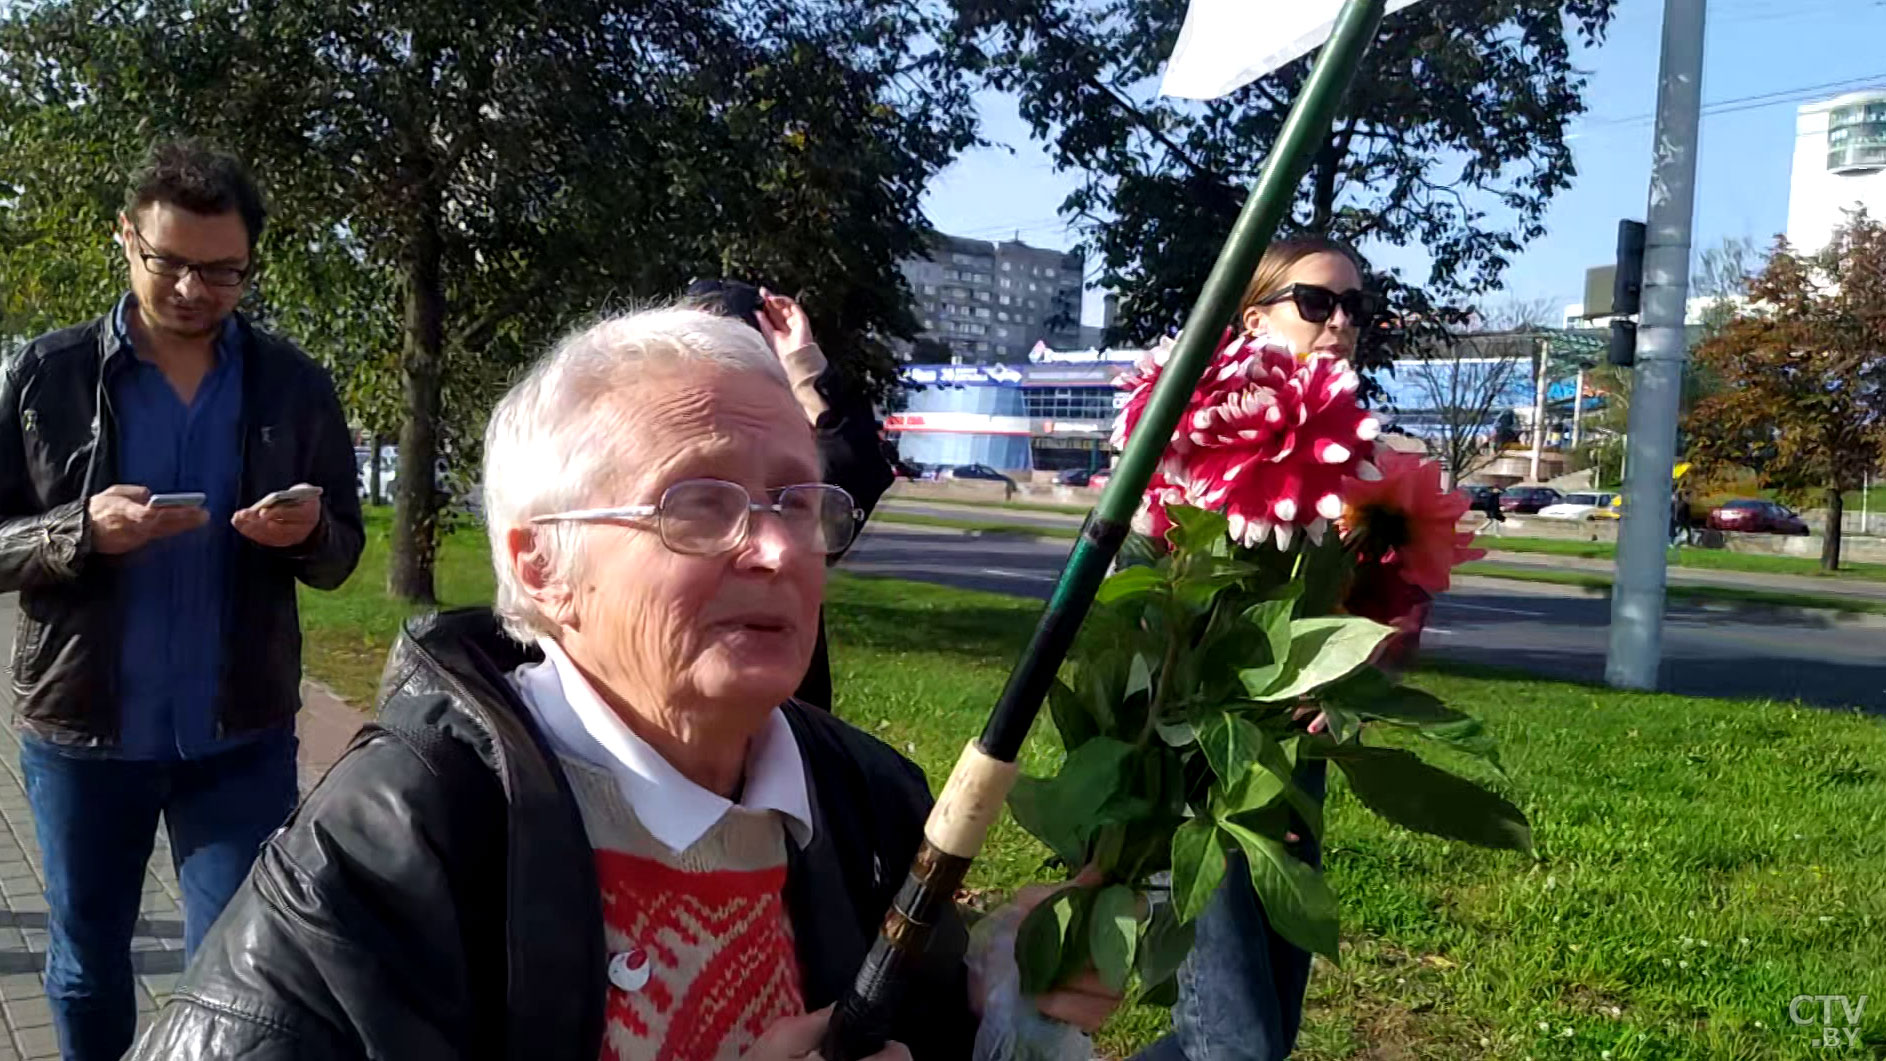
<box><xmin>608</xmin><ymin>947</ymin><xmax>652</xmax><ymax>993</ymax></box>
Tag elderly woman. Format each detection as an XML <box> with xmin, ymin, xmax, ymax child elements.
<box><xmin>128</xmin><ymin>309</ymin><xmax>1114</xmax><ymax>1060</ymax></box>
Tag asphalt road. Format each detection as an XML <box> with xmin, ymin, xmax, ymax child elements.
<box><xmin>843</xmin><ymin>525</ymin><xmax>1886</xmax><ymax>713</ymax></box>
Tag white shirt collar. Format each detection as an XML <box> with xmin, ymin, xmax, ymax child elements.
<box><xmin>511</xmin><ymin>637</ymin><xmax>814</xmax><ymax>854</ymax></box>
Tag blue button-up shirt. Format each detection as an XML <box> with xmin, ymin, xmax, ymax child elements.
<box><xmin>110</xmin><ymin>295</ymin><xmax>249</xmax><ymax>760</ymax></box>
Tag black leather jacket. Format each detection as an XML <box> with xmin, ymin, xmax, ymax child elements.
<box><xmin>0</xmin><ymin>309</ymin><xmax>364</xmax><ymax>746</ymax></box>
<box><xmin>128</xmin><ymin>610</ymin><xmax>977</xmax><ymax>1060</ymax></box>
<box><xmin>799</xmin><ymin>358</ymin><xmax>895</xmax><ymax>711</ymax></box>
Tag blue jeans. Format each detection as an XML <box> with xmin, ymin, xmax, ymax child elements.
<box><xmin>1136</xmin><ymin>759</ymin><xmax>1328</xmax><ymax>1061</ymax></box>
<box><xmin>20</xmin><ymin>730</ymin><xmax>298</xmax><ymax>1061</ymax></box>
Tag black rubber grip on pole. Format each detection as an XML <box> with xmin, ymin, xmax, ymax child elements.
<box><xmin>823</xmin><ymin>843</ymin><xmax>975</xmax><ymax>1059</ymax></box>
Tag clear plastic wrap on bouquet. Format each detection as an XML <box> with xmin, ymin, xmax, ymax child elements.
<box><xmin>969</xmin><ymin>905</ymin><xmax>1093</xmax><ymax>1061</ymax></box>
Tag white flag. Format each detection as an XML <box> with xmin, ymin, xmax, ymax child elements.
<box><xmin>1158</xmin><ymin>0</ymin><xmax>1423</xmax><ymax>101</ymax></box>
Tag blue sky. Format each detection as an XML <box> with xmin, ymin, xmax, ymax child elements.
<box><xmin>922</xmin><ymin>0</ymin><xmax>1886</xmax><ymax>327</ymax></box>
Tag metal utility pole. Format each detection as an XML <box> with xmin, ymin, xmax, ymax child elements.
<box><xmin>1571</xmin><ymin>367</ymin><xmax>1586</xmax><ymax>450</ymax></box>
<box><xmin>1529</xmin><ymin>337</ymin><xmax>1549</xmax><ymax>482</ymax></box>
<box><xmin>1607</xmin><ymin>0</ymin><xmax>1705</xmax><ymax>690</ymax></box>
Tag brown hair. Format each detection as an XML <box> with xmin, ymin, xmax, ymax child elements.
<box><xmin>1237</xmin><ymin>235</ymin><xmax>1369</xmax><ymax>317</ymax></box>
<box><xmin>124</xmin><ymin>139</ymin><xmax>268</xmax><ymax>250</ymax></box>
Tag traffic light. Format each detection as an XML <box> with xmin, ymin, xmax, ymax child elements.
<box><xmin>1609</xmin><ymin>319</ymin><xmax>1638</xmax><ymax>368</ymax></box>
<box><xmin>1608</xmin><ymin>219</ymin><xmax>1647</xmax><ymax>366</ymax></box>
<box><xmin>1613</xmin><ymin>220</ymin><xmax>1647</xmax><ymax>316</ymax></box>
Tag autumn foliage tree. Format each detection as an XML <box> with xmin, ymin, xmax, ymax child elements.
<box><xmin>1684</xmin><ymin>213</ymin><xmax>1886</xmax><ymax>570</ymax></box>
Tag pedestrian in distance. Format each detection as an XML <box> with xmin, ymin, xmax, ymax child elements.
<box><xmin>0</xmin><ymin>139</ymin><xmax>364</xmax><ymax>1061</ymax></box>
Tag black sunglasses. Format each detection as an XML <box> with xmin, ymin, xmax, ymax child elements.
<box><xmin>682</xmin><ymin>278</ymin><xmax>768</xmax><ymax>334</ymax></box>
<box><xmin>1258</xmin><ymin>283</ymin><xmax>1377</xmax><ymax>326</ymax></box>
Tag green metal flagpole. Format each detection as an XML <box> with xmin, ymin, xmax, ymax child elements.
<box><xmin>825</xmin><ymin>0</ymin><xmax>1390</xmax><ymax>1054</ymax></box>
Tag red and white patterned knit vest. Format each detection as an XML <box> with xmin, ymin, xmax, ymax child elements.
<box><xmin>557</xmin><ymin>756</ymin><xmax>805</xmax><ymax>1061</ymax></box>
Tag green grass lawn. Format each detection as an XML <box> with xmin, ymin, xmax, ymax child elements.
<box><xmin>295</xmin><ymin>507</ymin><xmax>497</xmax><ymax>703</ymax></box>
<box><xmin>299</xmin><ymin>512</ymin><xmax>1886</xmax><ymax>1059</ymax></box>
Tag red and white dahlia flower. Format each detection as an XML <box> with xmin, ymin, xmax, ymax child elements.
<box><xmin>1114</xmin><ymin>329</ymin><xmax>1382</xmax><ymax>550</ymax></box>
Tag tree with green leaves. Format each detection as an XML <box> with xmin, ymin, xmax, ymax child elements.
<box><xmin>1685</xmin><ymin>213</ymin><xmax>1886</xmax><ymax>570</ymax></box>
<box><xmin>0</xmin><ymin>0</ymin><xmax>975</xmax><ymax>600</ymax></box>
<box><xmin>946</xmin><ymin>0</ymin><xmax>1615</xmax><ymax>388</ymax></box>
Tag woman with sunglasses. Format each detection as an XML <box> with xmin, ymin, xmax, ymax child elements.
<box><xmin>1239</xmin><ymin>234</ymin><xmax>1375</xmax><ymax>358</ymax></box>
<box><xmin>1135</xmin><ymin>235</ymin><xmax>1377</xmax><ymax>1061</ymax></box>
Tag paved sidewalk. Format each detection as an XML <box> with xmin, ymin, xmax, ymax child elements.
<box><xmin>0</xmin><ymin>594</ymin><xmax>366</xmax><ymax>1058</ymax></box>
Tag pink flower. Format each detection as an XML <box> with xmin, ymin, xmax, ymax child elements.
<box><xmin>1113</xmin><ymin>329</ymin><xmax>1381</xmax><ymax>550</ymax></box>
<box><xmin>1339</xmin><ymin>448</ymin><xmax>1486</xmax><ymax>594</ymax></box>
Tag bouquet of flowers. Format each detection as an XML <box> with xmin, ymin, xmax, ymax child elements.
<box><xmin>1000</xmin><ymin>328</ymin><xmax>1533</xmax><ymax>1012</ymax></box>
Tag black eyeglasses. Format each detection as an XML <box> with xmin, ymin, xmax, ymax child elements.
<box><xmin>127</xmin><ymin>226</ymin><xmax>252</xmax><ymax>288</ymax></box>
<box><xmin>1258</xmin><ymin>284</ymin><xmax>1377</xmax><ymax>326</ymax></box>
<box><xmin>529</xmin><ymin>479</ymin><xmax>862</xmax><ymax>557</ymax></box>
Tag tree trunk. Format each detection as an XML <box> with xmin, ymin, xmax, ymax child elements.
<box><xmin>1820</xmin><ymin>487</ymin><xmax>1843</xmax><ymax>572</ymax></box>
<box><xmin>1309</xmin><ymin>140</ymin><xmax>1340</xmax><ymax>232</ymax></box>
<box><xmin>388</xmin><ymin>211</ymin><xmax>446</xmax><ymax>604</ymax></box>
<box><xmin>369</xmin><ymin>433</ymin><xmax>385</xmax><ymax>506</ymax></box>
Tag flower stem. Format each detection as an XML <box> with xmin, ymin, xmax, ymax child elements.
<box><xmin>1139</xmin><ymin>604</ymin><xmax>1188</xmax><ymax>751</ymax></box>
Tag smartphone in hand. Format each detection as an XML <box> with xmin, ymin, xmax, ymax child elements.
<box><xmin>256</xmin><ymin>485</ymin><xmax>324</xmax><ymax>510</ymax></box>
<box><xmin>147</xmin><ymin>493</ymin><xmax>208</xmax><ymax>509</ymax></box>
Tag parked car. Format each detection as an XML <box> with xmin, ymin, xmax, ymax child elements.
<box><xmin>1088</xmin><ymin>468</ymin><xmax>1112</xmax><ymax>492</ymax></box>
<box><xmin>891</xmin><ymin>458</ymin><xmax>925</xmax><ymax>480</ymax></box>
<box><xmin>1707</xmin><ymin>499</ymin><xmax>1810</xmax><ymax>535</ymax></box>
<box><xmin>1055</xmin><ymin>467</ymin><xmax>1094</xmax><ymax>487</ymax></box>
<box><xmin>943</xmin><ymin>463</ymin><xmax>1018</xmax><ymax>486</ymax></box>
<box><xmin>1538</xmin><ymin>491</ymin><xmax>1619</xmax><ymax>521</ymax></box>
<box><xmin>1498</xmin><ymin>486</ymin><xmax>1564</xmax><ymax>515</ymax></box>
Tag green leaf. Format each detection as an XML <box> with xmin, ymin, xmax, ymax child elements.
<box><xmin>1155</xmin><ymin>720</ymin><xmax>1197</xmax><ymax>747</ymax></box>
<box><xmin>1170</xmin><ymin>817</ymin><xmax>1226</xmax><ymax>923</ymax></box>
<box><xmin>1127</xmin><ymin>652</ymin><xmax>1155</xmax><ymax>703</ymax></box>
<box><xmin>1164</xmin><ymin>505</ymin><xmax>1230</xmax><ymax>552</ymax></box>
<box><xmin>1197</xmin><ymin>711</ymin><xmax>1263</xmax><ymax>788</ymax></box>
<box><xmin>1173</xmin><ymin>558</ymin><xmax>1261</xmax><ymax>610</ymax></box>
<box><xmin>1118</xmin><ymin>532</ymin><xmax>1163</xmax><ymax>568</ymax></box>
<box><xmin>1137</xmin><ymin>973</ymin><xmax>1180</xmax><ymax>1008</ymax></box>
<box><xmin>1134</xmin><ymin>900</ymin><xmax>1195</xmax><ymax>991</ymax></box>
<box><xmin>1213</xmin><ymin>763</ymin><xmax>1287</xmax><ymax>820</ymax></box>
<box><xmin>1095</xmin><ymin>564</ymin><xmax>1165</xmax><ymax>605</ymax></box>
<box><xmin>1054</xmin><ymin>887</ymin><xmax>1098</xmax><ymax>985</ymax></box>
<box><xmin>1317</xmin><ymin>669</ymin><xmax>1503</xmax><ymax>767</ymax></box>
<box><xmin>1235</xmin><ymin>598</ymin><xmax>1295</xmax><ymax>696</ymax></box>
<box><xmin>1015</xmin><ymin>886</ymin><xmax>1083</xmax><ymax>995</ymax></box>
<box><xmin>1005</xmin><ymin>738</ymin><xmax>1142</xmax><ymax>867</ymax></box>
<box><xmin>1421</xmin><ymin>716</ymin><xmax>1505</xmax><ymax>771</ymax></box>
<box><xmin>1250</xmin><ymin>616</ymin><xmax>1396</xmax><ymax>703</ymax></box>
<box><xmin>1323</xmin><ymin>746</ymin><xmax>1533</xmax><ymax>852</ymax></box>
<box><xmin>1006</xmin><ymin>775</ymin><xmax>1086</xmax><ymax>867</ymax></box>
<box><xmin>1320</xmin><ymin>668</ymin><xmax>1463</xmax><ymax>725</ymax></box>
<box><xmin>1294</xmin><ymin>528</ymin><xmax>1352</xmax><ymax>616</ymax></box>
<box><xmin>1220</xmin><ymin>819</ymin><xmax>1341</xmax><ymax>961</ymax></box>
<box><xmin>1088</xmin><ymin>885</ymin><xmax>1141</xmax><ymax>993</ymax></box>
<box><xmin>1047</xmin><ymin>678</ymin><xmax>1098</xmax><ymax>753</ymax></box>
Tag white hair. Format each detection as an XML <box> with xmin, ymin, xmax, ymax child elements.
<box><xmin>484</xmin><ymin>306</ymin><xmax>789</xmax><ymax>641</ymax></box>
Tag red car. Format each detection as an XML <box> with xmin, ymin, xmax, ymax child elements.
<box><xmin>1499</xmin><ymin>486</ymin><xmax>1563</xmax><ymax>514</ymax></box>
<box><xmin>1707</xmin><ymin>499</ymin><xmax>1810</xmax><ymax>535</ymax></box>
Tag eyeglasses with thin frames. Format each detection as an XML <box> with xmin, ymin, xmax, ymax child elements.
<box><xmin>530</xmin><ymin>479</ymin><xmax>863</xmax><ymax>557</ymax></box>
<box><xmin>126</xmin><ymin>225</ymin><xmax>252</xmax><ymax>288</ymax></box>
